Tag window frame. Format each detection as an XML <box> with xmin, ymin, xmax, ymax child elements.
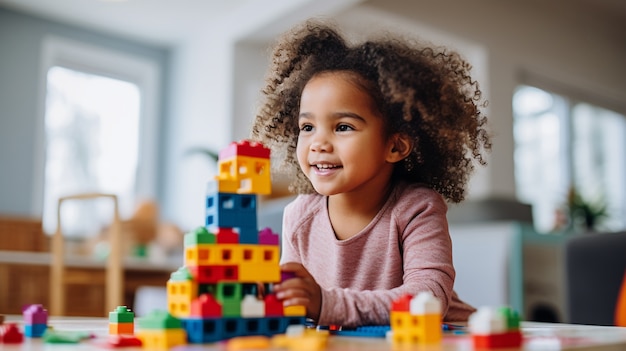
<box><xmin>33</xmin><ymin>35</ymin><xmax>161</xmax><ymax>229</ymax></box>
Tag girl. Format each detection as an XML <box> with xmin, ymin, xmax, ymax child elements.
<box><xmin>251</xmin><ymin>19</ymin><xmax>491</xmax><ymax>327</ymax></box>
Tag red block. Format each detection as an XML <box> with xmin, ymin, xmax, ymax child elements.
<box><xmin>391</xmin><ymin>294</ymin><xmax>413</xmax><ymax>312</ymax></box>
<box><xmin>189</xmin><ymin>265</ymin><xmax>238</xmax><ymax>283</ymax></box>
<box><xmin>264</xmin><ymin>294</ymin><xmax>284</xmax><ymax>317</ymax></box>
<box><xmin>191</xmin><ymin>294</ymin><xmax>222</xmax><ymax>317</ymax></box>
<box><xmin>472</xmin><ymin>331</ymin><xmax>523</xmax><ymax>349</ymax></box>
<box><xmin>219</xmin><ymin>140</ymin><xmax>270</xmax><ymax>160</ymax></box>
<box><xmin>216</xmin><ymin>228</ymin><xmax>239</xmax><ymax>243</ymax></box>
<box><xmin>102</xmin><ymin>335</ymin><xmax>142</xmax><ymax>348</ymax></box>
<box><xmin>1</xmin><ymin>323</ymin><xmax>24</xmax><ymax>344</ymax></box>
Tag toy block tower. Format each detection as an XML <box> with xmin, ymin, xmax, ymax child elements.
<box><xmin>468</xmin><ymin>306</ymin><xmax>522</xmax><ymax>349</ymax></box>
<box><xmin>390</xmin><ymin>291</ymin><xmax>442</xmax><ymax>345</ymax></box>
<box><xmin>166</xmin><ymin>139</ymin><xmax>306</xmax><ymax>343</ymax></box>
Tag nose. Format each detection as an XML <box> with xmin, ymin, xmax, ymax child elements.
<box><xmin>310</xmin><ymin>133</ymin><xmax>332</xmax><ymax>152</ymax></box>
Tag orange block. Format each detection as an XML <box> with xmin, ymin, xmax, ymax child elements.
<box><xmin>109</xmin><ymin>322</ymin><xmax>134</xmax><ymax>335</ymax></box>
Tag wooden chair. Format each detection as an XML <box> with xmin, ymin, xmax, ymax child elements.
<box><xmin>50</xmin><ymin>193</ymin><xmax>123</xmax><ymax>316</ymax></box>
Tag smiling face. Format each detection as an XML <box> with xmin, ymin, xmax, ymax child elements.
<box><xmin>296</xmin><ymin>71</ymin><xmax>402</xmax><ymax>198</ymax></box>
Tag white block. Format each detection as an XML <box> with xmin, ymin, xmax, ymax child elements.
<box><xmin>240</xmin><ymin>294</ymin><xmax>265</xmax><ymax>317</ymax></box>
<box><xmin>468</xmin><ymin>306</ymin><xmax>507</xmax><ymax>334</ymax></box>
<box><xmin>409</xmin><ymin>291</ymin><xmax>442</xmax><ymax>315</ymax></box>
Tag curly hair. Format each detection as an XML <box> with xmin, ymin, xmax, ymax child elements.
<box><xmin>250</xmin><ymin>20</ymin><xmax>491</xmax><ymax>203</ymax></box>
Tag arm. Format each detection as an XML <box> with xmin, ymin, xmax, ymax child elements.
<box><xmin>315</xmin><ymin>190</ymin><xmax>456</xmax><ymax>327</ymax></box>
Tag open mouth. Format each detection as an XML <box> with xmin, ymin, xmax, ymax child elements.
<box><xmin>314</xmin><ymin>164</ymin><xmax>341</xmax><ymax>170</ymax></box>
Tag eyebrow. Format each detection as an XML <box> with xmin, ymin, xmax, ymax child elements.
<box><xmin>298</xmin><ymin>112</ymin><xmax>367</xmax><ymax>123</ymax></box>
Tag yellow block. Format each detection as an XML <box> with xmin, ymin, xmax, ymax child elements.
<box><xmin>137</xmin><ymin>328</ymin><xmax>186</xmax><ymax>350</ymax></box>
<box><xmin>226</xmin><ymin>335</ymin><xmax>271</xmax><ymax>351</ymax></box>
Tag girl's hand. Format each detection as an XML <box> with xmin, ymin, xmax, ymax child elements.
<box><xmin>273</xmin><ymin>262</ymin><xmax>322</xmax><ymax>321</ymax></box>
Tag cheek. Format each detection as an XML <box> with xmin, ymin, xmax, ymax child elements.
<box><xmin>296</xmin><ymin>139</ymin><xmax>307</xmax><ymax>165</ymax></box>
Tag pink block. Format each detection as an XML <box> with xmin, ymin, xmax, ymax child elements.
<box><xmin>258</xmin><ymin>227</ymin><xmax>279</xmax><ymax>245</ymax></box>
<box><xmin>22</xmin><ymin>304</ymin><xmax>48</xmax><ymax>325</ymax></box>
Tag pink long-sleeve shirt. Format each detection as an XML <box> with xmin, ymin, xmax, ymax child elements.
<box><xmin>280</xmin><ymin>181</ymin><xmax>476</xmax><ymax>327</ymax></box>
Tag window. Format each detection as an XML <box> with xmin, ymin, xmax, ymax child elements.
<box><xmin>37</xmin><ymin>37</ymin><xmax>160</xmax><ymax>237</ymax></box>
<box><xmin>513</xmin><ymin>85</ymin><xmax>626</xmax><ymax>233</ymax></box>
<box><xmin>43</xmin><ymin>66</ymin><xmax>140</xmax><ymax>237</ymax></box>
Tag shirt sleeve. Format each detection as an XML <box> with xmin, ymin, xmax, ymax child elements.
<box><xmin>278</xmin><ymin>199</ymin><xmax>302</xmax><ymax>265</ymax></box>
<box><xmin>316</xmin><ymin>190</ymin><xmax>457</xmax><ymax>327</ymax></box>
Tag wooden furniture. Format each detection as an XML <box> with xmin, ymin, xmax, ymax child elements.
<box><xmin>0</xmin><ymin>215</ymin><xmax>48</xmax><ymax>252</ymax></box>
<box><xmin>1</xmin><ymin>316</ymin><xmax>626</xmax><ymax>351</ymax></box>
<box><xmin>50</xmin><ymin>193</ymin><xmax>123</xmax><ymax>317</ymax></box>
<box><xmin>0</xmin><ymin>251</ymin><xmax>177</xmax><ymax>317</ymax></box>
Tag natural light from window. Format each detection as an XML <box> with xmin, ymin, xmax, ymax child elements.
<box><xmin>513</xmin><ymin>85</ymin><xmax>626</xmax><ymax>233</ymax></box>
<box><xmin>43</xmin><ymin>66</ymin><xmax>140</xmax><ymax>237</ymax></box>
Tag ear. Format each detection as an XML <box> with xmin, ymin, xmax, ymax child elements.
<box><xmin>387</xmin><ymin>133</ymin><xmax>413</xmax><ymax>163</ymax></box>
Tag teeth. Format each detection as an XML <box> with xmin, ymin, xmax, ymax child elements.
<box><xmin>315</xmin><ymin>164</ymin><xmax>337</xmax><ymax>169</ymax></box>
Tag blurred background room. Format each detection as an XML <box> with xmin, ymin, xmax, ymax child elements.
<box><xmin>0</xmin><ymin>0</ymin><xmax>624</xmax><ymax>325</ymax></box>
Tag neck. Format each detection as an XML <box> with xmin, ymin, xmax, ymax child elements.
<box><xmin>327</xmin><ymin>182</ymin><xmax>394</xmax><ymax>240</ymax></box>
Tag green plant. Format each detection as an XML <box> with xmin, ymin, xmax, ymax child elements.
<box><xmin>567</xmin><ymin>187</ymin><xmax>608</xmax><ymax>232</ymax></box>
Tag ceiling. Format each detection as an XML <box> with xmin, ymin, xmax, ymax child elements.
<box><xmin>0</xmin><ymin>0</ymin><xmax>286</xmax><ymax>47</ymax></box>
<box><xmin>0</xmin><ymin>0</ymin><xmax>623</xmax><ymax>48</ymax></box>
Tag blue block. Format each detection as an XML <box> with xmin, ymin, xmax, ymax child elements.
<box><xmin>205</xmin><ymin>192</ymin><xmax>257</xmax><ymax>227</ymax></box>
<box><xmin>182</xmin><ymin>316</ymin><xmax>307</xmax><ymax>342</ymax></box>
<box><xmin>24</xmin><ymin>323</ymin><xmax>47</xmax><ymax>337</ymax></box>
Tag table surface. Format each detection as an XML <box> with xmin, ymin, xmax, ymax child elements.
<box><xmin>2</xmin><ymin>315</ymin><xmax>626</xmax><ymax>350</ymax></box>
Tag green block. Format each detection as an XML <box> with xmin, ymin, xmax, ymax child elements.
<box><xmin>221</xmin><ymin>301</ymin><xmax>241</xmax><ymax>317</ymax></box>
<box><xmin>184</xmin><ymin>226</ymin><xmax>216</xmax><ymax>247</ymax></box>
<box><xmin>498</xmin><ymin>306</ymin><xmax>520</xmax><ymax>329</ymax></box>
<box><xmin>43</xmin><ymin>330</ymin><xmax>91</xmax><ymax>344</ymax></box>
<box><xmin>169</xmin><ymin>266</ymin><xmax>193</xmax><ymax>282</ymax></box>
<box><xmin>137</xmin><ymin>310</ymin><xmax>182</xmax><ymax>330</ymax></box>
<box><xmin>216</xmin><ymin>282</ymin><xmax>242</xmax><ymax>303</ymax></box>
<box><xmin>109</xmin><ymin>306</ymin><xmax>134</xmax><ymax>323</ymax></box>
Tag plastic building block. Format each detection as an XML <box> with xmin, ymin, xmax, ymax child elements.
<box><xmin>391</xmin><ymin>294</ymin><xmax>413</xmax><ymax>312</ymax></box>
<box><xmin>137</xmin><ymin>310</ymin><xmax>183</xmax><ymax>330</ymax></box>
<box><xmin>137</xmin><ymin>310</ymin><xmax>186</xmax><ymax>349</ymax></box>
<box><xmin>264</xmin><ymin>294</ymin><xmax>284</xmax><ymax>317</ymax></box>
<box><xmin>258</xmin><ymin>227</ymin><xmax>279</xmax><ymax>245</ymax></box>
<box><xmin>190</xmin><ymin>294</ymin><xmax>223</xmax><ymax>317</ymax></box>
<box><xmin>182</xmin><ymin>316</ymin><xmax>306</xmax><ymax>344</ymax></box>
<box><xmin>24</xmin><ymin>323</ymin><xmax>47</xmax><ymax>338</ymax></box>
<box><xmin>100</xmin><ymin>334</ymin><xmax>143</xmax><ymax>348</ymax></box>
<box><xmin>271</xmin><ymin>325</ymin><xmax>329</xmax><ymax>351</ymax></box>
<box><xmin>184</xmin><ymin>226</ymin><xmax>216</xmax><ymax>247</ymax></box>
<box><xmin>219</xmin><ymin>140</ymin><xmax>271</xmax><ymax>160</ymax></box>
<box><xmin>226</xmin><ymin>335</ymin><xmax>271</xmax><ymax>350</ymax></box>
<box><xmin>137</xmin><ymin>328</ymin><xmax>186</xmax><ymax>350</ymax></box>
<box><xmin>330</xmin><ymin>325</ymin><xmax>390</xmax><ymax>337</ymax></box>
<box><xmin>43</xmin><ymin>329</ymin><xmax>92</xmax><ymax>343</ymax></box>
<box><xmin>162</xmin><ymin>140</ymin><xmax>306</xmax><ymax>344</ymax></box>
<box><xmin>468</xmin><ymin>306</ymin><xmax>523</xmax><ymax>349</ymax></box>
<box><xmin>390</xmin><ymin>291</ymin><xmax>442</xmax><ymax>345</ymax></box>
<box><xmin>284</xmin><ymin>305</ymin><xmax>307</xmax><ymax>317</ymax></box>
<box><xmin>189</xmin><ymin>265</ymin><xmax>239</xmax><ymax>283</ymax></box>
<box><xmin>109</xmin><ymin>306</ymin><xmax>134</xmax><ymax>323</ymax></box>
<box><xmin>241</xmin><ymin>295</ymin><xmax>265</xmax><ymax>317</ymax></box>
<box><xmin>167</xmin><ymin>267</ymin><xmax>198</xmax><ymax>317</ymax></box>
<box><xmin>1</xmin><ymin>323</ymin><xmax>24</xmax><ymax>343</ymax></box>
<box><xmin>109</xmin><ymin>322</ymin><xmax>134</xmax><ymax>335</ymax></box>
<box><xmin>216</xmin><ymin>227</ymin><xmax>239</xmax><ymax>243</ymax></box>
<box><xmin>23</xmin><ymin>304</ymin><xmax>48</xmax><ymax>325</ymax></box>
